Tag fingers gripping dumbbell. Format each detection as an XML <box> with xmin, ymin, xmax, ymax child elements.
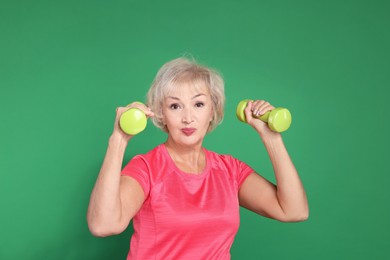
<box><xmin>236</xmin><ymin>99</ymin><xmax>292</xmax><ymax>132</ymax></box>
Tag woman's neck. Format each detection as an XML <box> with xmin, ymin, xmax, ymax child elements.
<box><xmin>164</xmin><ymin>140</ymin><xmax>205</xmax><ymax>174</ymax></box>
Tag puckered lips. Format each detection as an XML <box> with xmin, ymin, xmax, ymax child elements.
<box><xmin>181</xmin><ymin>127</ymin><xmax>196</xmax><ymax>136</ymax></box>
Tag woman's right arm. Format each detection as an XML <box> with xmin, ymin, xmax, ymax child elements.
<box><xmin>87</xmin><ymin>104</ymin><xmax>153</xmax><ymax>237</ymax></box>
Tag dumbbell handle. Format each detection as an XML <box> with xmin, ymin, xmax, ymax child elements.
<box><xmin>236</xmin><ymin>99</ymin><xmax>292</xmax><ymax>132</ymax></box>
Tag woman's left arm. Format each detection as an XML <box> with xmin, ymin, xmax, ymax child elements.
<box><xmin>238</xmin><ymin>100</ymin><xmax>309</xmax><ymax>222</ymax></box>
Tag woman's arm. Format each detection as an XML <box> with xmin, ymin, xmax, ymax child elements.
<box><xmin>238</xmin><ymin>100</ymin><xmax>309</xmax><ymax>222</ymax></box>
<box><xmin>87</xmin><ymin>104</ymin><xmax>153</xmax><ymax>236</ymax></box>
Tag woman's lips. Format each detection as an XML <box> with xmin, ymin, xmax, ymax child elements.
<box><xmin>181</xmin><ymin>128</ymin><xmax>196</xmax><ymax>136</ymax></box>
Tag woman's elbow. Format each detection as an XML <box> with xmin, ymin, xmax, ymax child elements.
<box><xmin>289</xmin><ymin>213</ymin><xmax>309</xmax><ymax>222</ymax></box>
<box><xmin>88</xmin><ymin>224</ymin><xmax>124</xmax><ymax>237</ymax></box>
<box><xmin>280</xmin><ymin>210</ymin><xmax>309</xmax><ymax>223</ymax></box>
<box><xmin>87</xmin><ymin>218</ymin><xmax>125</xmax><ymax>237</ymax></box>
<box><xmin>89</xmin><ymin>225</ymin><xmax>112</xmax><ymax>237</ymax></box>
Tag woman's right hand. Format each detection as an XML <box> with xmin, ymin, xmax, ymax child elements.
<box><xmin>112</xmin><ymin>102</ymin><xmax>155</xmax><ymax>142</ymax></box>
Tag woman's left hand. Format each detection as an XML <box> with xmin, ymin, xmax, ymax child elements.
<box><xmin>244</xmin><ymin>100</ymin><xmax>279</xmax><ymax>137</ymax></box>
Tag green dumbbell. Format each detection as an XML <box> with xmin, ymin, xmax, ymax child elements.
<box><xmin>236</xmin><ymin>99</ymin><xmax>292</xmax><ymax>132</ymax></box>
<box><xmin>119</xmin><ymin>102</ymin><xmax>147</xmax><ymax>135</ymax></box>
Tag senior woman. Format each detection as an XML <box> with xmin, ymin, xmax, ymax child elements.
<box><xmin>87</xmin><ymin>57</ymin><xmax>309</xmax><ymax>259</ymax></box>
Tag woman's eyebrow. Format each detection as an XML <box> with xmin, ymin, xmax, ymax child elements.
<box><xmin>167</xmin><ymin>96</ymin><xmax>180</xmax><ymax>101</ymax></box>
<box><xmin>166</xmin><ymin>93</ymin><xmax>206</xmax><ymax>101</ymax></box>
<box><xmin>192</xmin><ymin>93</ymin><xmax>206</xmax><ymax>99</ymax></box>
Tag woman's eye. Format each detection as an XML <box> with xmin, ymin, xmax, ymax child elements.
<box><xmin>195</xmin><ymin>102</ymin><xmax>204</xmax><ymax>108</ymax></box>
<box><xmin>170</xmin><ymin>104</ymin><xmax>180</xmax><ymax>110</ymax></box>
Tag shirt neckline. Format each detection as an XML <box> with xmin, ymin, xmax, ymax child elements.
<box><xmin>161</xmin><ymin>143</ymin><xmax>211</xmax><ymax>179</ymax></box>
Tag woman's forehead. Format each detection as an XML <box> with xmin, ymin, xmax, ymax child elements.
<box><xmin>166</xmin><ymin>79</ymin><xmax>210</xmax><ymax>97</ymax></box>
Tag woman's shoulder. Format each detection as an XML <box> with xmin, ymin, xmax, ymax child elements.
<box><xmin>204</xmin><ymin>148</ymin><xmax>241</xmax><ymax>167</ymax></box>
<box><xmin>124</xmin><ymin>143</ymin><xmax>172</xmax><ymax>178</ymax></box>
<box><xmin>133</xmin><ymin>143</ymin><xmax>166</xmax><ymax>160</ymax></box>
<box><xmin>205</xmin><ymin>148</ymin><xmax>254</xmax><ymax>184</ymax></box>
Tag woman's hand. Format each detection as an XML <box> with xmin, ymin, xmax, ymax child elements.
<box><xmin>244</xmin><ymin>100</ymin><xmax>279</xmax><ymax>137</ymax></box>
<box><xmin>112</xmin><ymin>102</ymin><xmax>155</xmax><ymax>141</ymax></box>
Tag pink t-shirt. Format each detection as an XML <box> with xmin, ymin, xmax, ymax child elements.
<box><xmin>121</xmin><ymin>144</ymin><xmax>254</xmax><ymax>259</ymax></box>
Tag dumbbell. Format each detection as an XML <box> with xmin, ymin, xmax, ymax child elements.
<box><xmin>236</xmin><ymin>99</ymin><xmax>292</xmax><ymax>132</ymax></box>
<box><xmin>119</xmin><ymin>102</ymin><xmax>147</xmax><ymax>135</ymax></box>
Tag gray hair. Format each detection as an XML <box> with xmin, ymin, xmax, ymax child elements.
<box><xmin>147</xmin><ymin>57</ymin><xmax>225</xmax><ymax>133</ymax></box>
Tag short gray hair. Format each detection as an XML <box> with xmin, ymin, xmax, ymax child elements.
<box><xmin>147</xmin><ymin>57</ymin><xmax>225</xmax><ymax>133</ymax></box>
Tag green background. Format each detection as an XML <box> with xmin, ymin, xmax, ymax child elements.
<box><xmin>1</xmin><ymin>0</ymin><xmax>389</xmax><ymax>259</ymax></box>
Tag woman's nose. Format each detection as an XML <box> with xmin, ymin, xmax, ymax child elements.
<box><xmin>182</xmin><ymin>108</ymin><xmax>194</xmax><ymax>124</ymax></box>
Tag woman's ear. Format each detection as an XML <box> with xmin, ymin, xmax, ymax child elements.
<box><xmin>210</xmin><ymin>105</ymin><xmax>215</xmax><ymax>122</ymax></box>
<box><xmin>161</xmin><ymin>111</ymin><xmax>167</xmax><ymax>125</ymax></box>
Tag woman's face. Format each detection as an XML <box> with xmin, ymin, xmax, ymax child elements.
<box><xmin>162</xmin><ymin>81</ymin><xmax>213</xmax><ymax>147</ymax></box>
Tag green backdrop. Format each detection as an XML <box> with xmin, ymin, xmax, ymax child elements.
<box><xmin>1</xmin><ymin>0</ymin><xmax>389</xmax><ymax>259</ymax></box>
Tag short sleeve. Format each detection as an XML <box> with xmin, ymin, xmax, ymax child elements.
<box><xmin>234</xmin><ymin>158</ymin><xmax>254</xmax><ymax>188</ymax></box>
<box><xmin>121</xmin><ymin>155</ymin><xmax>151</xmax><ymax>198</ymax></box>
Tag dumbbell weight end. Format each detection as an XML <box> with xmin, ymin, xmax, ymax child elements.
<box><xmin>119</xmin><ymin>102</ymin><xmax>147</xmax><ymax>135</ymax></box>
